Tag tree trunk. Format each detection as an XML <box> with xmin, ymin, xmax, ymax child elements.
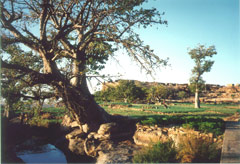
<box><xmin>40</xmin><ymin>52</ymin><xmax>115</xmax><ymax>133</ymax></box>
<box><xmin>56</xmin><ymin>76</ymin><xmax>112</xmax><ymax>133</ymax></box>
<box><xmin>195</xmin><ymin>89</ymin><xmax>200</xmax><ymax>108</ymax></box>
<box><xmin>3</xmin><ymin>109</ymin><xmax>9</xmax><ymax>118</ymax></box>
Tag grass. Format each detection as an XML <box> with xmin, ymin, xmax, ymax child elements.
<box><xmin>102</xmin><ymin>102</ymin><xmax>239</xmax><ymax>118</ymax></box>
<box><xmin>102</xmin><ymin>102</ymin><xmax>239</xmax><ymax>137</ymax></box>
<box><xmin>8</xmin><ymin>102</ymin><xmax>238</xmax><ymax>130</ymax></box>
<box><xmin>133</xmin><ymin>140</ymin><xmax>177</xmax><ymax>163</ymax></box>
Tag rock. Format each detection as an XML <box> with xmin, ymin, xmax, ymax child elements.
<box><xmin>96</xmin><ymin>140</ymin><xmax>141</xmax><ymax>164</ymax></box>
<box><xmin>68</xmin><ymin>137</ymin><xmax>86</xmax><ymax>155</ymax></box>
<box><xmin>82</xmin><ymin>124</ymin><xmax>90</xmax><ymax>133</ymax></box>
<box><xmin>208</xmin><ymin>133</ymin><xmax>213</xmax><ymax>138</ymax></box>
<box><xmin>70</xmin><ymin>121</ymin><xmax>80</xmax><ymax>128</ymax></box>
<box><xmin>97</xmin><ymin>122</ymin><xmax>117</xmax><ymax>135</ymax></box>
<box><xmin>133</xmin><ymin>131</ymin><xmax>161</xmax><ymax>146</ymax></box>
<box><xmin>65</xmin><ymin>129</ymin><xmax>85</xmax><ymax>139</ymax></box>
<box><xmin>65</xmin><ymin>129</ymin><xmax>87</xmax><ymax>155</ymax></box>
<box><xmin>61</xmin><ymin>115</ymin><xmax>80</xmax><ymax>131</ymax></box>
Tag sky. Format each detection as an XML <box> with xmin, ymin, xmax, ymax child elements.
<box><xmin>98</xmin><ymin>0</ymin><xmax>240</xmax><ymax>89</ymax></box>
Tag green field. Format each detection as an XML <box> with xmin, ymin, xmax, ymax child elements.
<box><xmin>101</xmin><ymin>102</ymin><xmax>240</xmax><ymax>136</ymax></box>
<box><xmin>101</xmin><ymin>102</ymin><xmax>240</xmax><ymax>118</ymax></box>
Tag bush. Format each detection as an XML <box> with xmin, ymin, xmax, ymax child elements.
<box><xmin>132</xmin><ymin>140</ymin><xmax>177</xmax><ymax>163</ymax></box>
<box><xmin>28</xmin><ymin>116</ymin><xmax>50</xmax><ymax>128</ymax></box>
<box><xmin>182</xmin><ymin>121</ymin><xmax>225</xmax><ymax>137</ymax></box>
<box><xmin>176</xmin><ymin>134</ymin><xmax>221</xmax><ymax>163</ymax></box>
<box><xmin>139</xmin><ymin>116</ymin><xmax>225</xmax><ymax>137</ymax></box>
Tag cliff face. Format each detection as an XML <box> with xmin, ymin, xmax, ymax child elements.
<box><xmin>201</xmin><ymin>84</ymin><xmax>240</xmax><ymax>103</ymax></box>
<box><xmin>102</xmin><ymin>80</ymin><xmax>240</xmax><ymax>103</ymax></box>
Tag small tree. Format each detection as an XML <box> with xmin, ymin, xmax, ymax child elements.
<box><xmin>147</xmin><ymin>85</ymin><xmax>172</xmax><ymax>103</ymax></box>
<box><xmin>177</xmin><ymin>91</ymin><xmax>188</xmax><ymax>100</ymax></box>
<box><xmin>116</xmin><ymin>80</ymin><xmax>145</xmax><ymax>103</ymax></box>
<box><xmin>188</xmin><ymin>45</ymin><xmax>217</xmax><ymax>108</ymax></box>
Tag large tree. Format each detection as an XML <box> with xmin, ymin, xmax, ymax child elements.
<box><xmin>1</xmin><ymin>0</ymin><xmax>167</xmax><ymax>132</ymax></box>
<box><xmin>188</xmin><ymin>44</ymin><xmax>217</xmax><ymax>108</ymax></box>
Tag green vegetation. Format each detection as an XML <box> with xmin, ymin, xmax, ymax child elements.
<box><xmin>146</xmin><ymin>85</ymin><xmax>176</xmax><ymax>103</ymax></box>
<box><xmin>133</xmin><ymin>140</ymin><xmax>177</xmax><ymax>163</ymax></box>
<box><xmin>94</xmin><ymin>80</ymin><xmax>189</xmax><ymax>103</ymax></box>
<box><xmin>133</xmin><ymin>137</ymin><xmax>221</xmax><ymax>163</ymax></box>
<box><xmin>27</xmin><ymin>108</ymin><xmax>67</xmax><ymax>127</ymax></box>
<box><xmin>188</xmin><ymin>44</ymin><xmax>217</xmax><ymax>108</ymax></box>
<box><xmin>139</xmin><ymin>116</ymin><xmax>225</xmax><ymax>136</ymax></box>
<box><xmin>94</xmin><ymin>80</ymin><xmax>147</xmax><ymax>103</ymax></box>
<box><xmin>101</xmin><ymin>102</ymin><xmax>240</xmax><ymax>137</ymax></box>
<box><xmin>182</xmin><ymin>120</ymin><xmax>225</xmax><ymax>137</ymax></box>
<box><xmin>102</xmin><ymin>102</ymin><xmax>239</xmax><ymax>117</ymax></box>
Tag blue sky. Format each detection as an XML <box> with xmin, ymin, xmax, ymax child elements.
<box><xmin>100</xmin><ymin>0</ymin><xmax>239</xmax><ymax>87</ymax></box>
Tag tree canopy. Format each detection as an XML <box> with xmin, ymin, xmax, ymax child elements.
<box><xmin>188</xmin><ymin>44</ymin><xmax>217</xmax><ymax>108</ymax></box>
<box><xmin>1</xmin><ymin>0</ymin><xmax>168</xmax><ymax>132</ymax></box>
<box><xmin>1</xmin><ymin>0</ymin><xmax>167</xmax><ymax>79</ymax></box>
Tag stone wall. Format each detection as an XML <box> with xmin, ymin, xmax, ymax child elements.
<box><xmin>133</xmin><ymin>123</ymin><xmax>223</xmax><ymax>148</ymax></box>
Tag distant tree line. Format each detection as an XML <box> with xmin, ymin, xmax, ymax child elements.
<box><xmin>93</xmin><ymin>80</ymin><xmax>197</xmax><ymax>103</ymax></box>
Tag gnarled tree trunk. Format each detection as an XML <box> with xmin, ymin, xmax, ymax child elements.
<box><xmin>56</xmin><ymin>78</ymin><xmax>112</xmax><ymax>133</ymax></box>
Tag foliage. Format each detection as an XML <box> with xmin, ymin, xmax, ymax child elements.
<box><xmin>94</xmin><ymin>86</ymin><xmax>118</xmax><ymax>102</ymax></box>
<box><xmin>182</xmin><ymin>121</ymin><xmax>225</xmax><ymax>137</ymax></box>
<box><xmin>188</xmin><ymin>83</ymin><xmax>205</xmax><ymax>95</ymax></box>
<box><xmin>1</xmin><ymin>0</ymin><xmax>168</xmax><ymax>127</ymax></box>
<box><xmin>188</xmin><ymin>44</ymin><xmax>217</xmax><ymax>108</ymax></box>
<box><xmin>176</xmin><ymin>134</ymin><xmax>221</xmax><ymax>163</ymax></box>
<box><xmin>1</xmin><ymin>0</ymin><xmax>168</xmax><ymax>83</ymax></box>
<box><xmin>115</xmin><ymin>80</ymin><xmax>146</xmax><ymax>103</ymax></box>
<box><xmin>177</xmin><ymin>91</ymin><xmax>189</xmax><ymax>99</ymax></box>
<box><xmin>94</xmin><ymin>80</ymin><xmax>147</xmax><ymax>103</ymax></box>
<box><xmin>140</xmin><ymin>115</ymin><xmax>225</xmax><ymax>136</ymax></box>
<box><xmin>146</xmin><ymin>85</ymin><xmax>176</xmax><ymax>103</ymax></box>
<box><xmin>132</xmin><ymin>140</ymin><xmax>177</xmax><ymax>163</ymax></box>
<box><xmin>27</xmin><ymin>107</ymin><xmax>67</xmax><ymax>127</ymax></box>
<box><xmin>1</xmin><ymin>45</ymin><xmax>54</xmax><ymax>117</ymax></box>
<box><xmin>132</xmin><ymin>136</ymin><xmax>221</xmax><ymax>163</ymax></box>
<box><xmin>188</xmin><ymin>45</ymin><xmax>217</xmax><ymax>82</ymax></box>
<box><xmin>28</xmin><ymin>116</ymin><xmax>50</xmax><ymax>128</ymax></box>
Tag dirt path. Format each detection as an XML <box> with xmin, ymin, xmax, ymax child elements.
<box><xmin>220</xmin><ymin>121</ymin><xmax>240</xmax><ymax>163</ymax></box>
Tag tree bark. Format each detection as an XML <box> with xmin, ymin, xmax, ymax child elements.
<box><xmin>194</xmin><ymin>89</ymin><xmax>200</xmax><ymax>108</ymax></box>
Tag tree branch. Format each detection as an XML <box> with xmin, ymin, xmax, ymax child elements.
<box><xmin>1</xmin><ymin>59</ymin><xmax>54</xmax><ymax>85</ymax></box>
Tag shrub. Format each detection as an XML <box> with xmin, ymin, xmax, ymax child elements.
<box><xmin>132</xmin><ymin>140</ymin><xmax>177</xmax><ymax>163</ymax></box>
<box><xmin>182</xmin><ymin>121</ymin><xmax>225</xmax><ymax>137</ymax></box>
<box><xmin>28</xmin><ymin>116</ymin><xmax>50</xmax><ymax>128</ymax></box>
<box><xmin>176</xmin><ymin>134</ymin><xmax>221</xmax><ymax>163</ymax></box>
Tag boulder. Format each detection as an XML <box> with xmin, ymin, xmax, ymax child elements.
<box><xmin>65</xmin><ymin>129</ymin><xmax>87</xmax><ymax>155</ymax></box>
<box><xmin>96</xmin><ymin>140</ymin><xmax>141</xmax><ymax>164</ymax></box>
<box><xmin>97</xmin><ymin>122</ymin><xmax>118</xmax><ymax>135</ymax></box>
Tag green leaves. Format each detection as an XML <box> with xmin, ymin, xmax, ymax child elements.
<box><xmin>188</xmin><ymin>44</ymin><xmax>217</xmax><ymax>83</ymax></box>
<box><xmin>147</xmin><ymin>85</ymin><xmax>174</xmax><ymax>102</ymax></box>
<box><xmin>94</xmin><ymin>80</ymin><xmax>146</xmax><ymax>103</ymax></box>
